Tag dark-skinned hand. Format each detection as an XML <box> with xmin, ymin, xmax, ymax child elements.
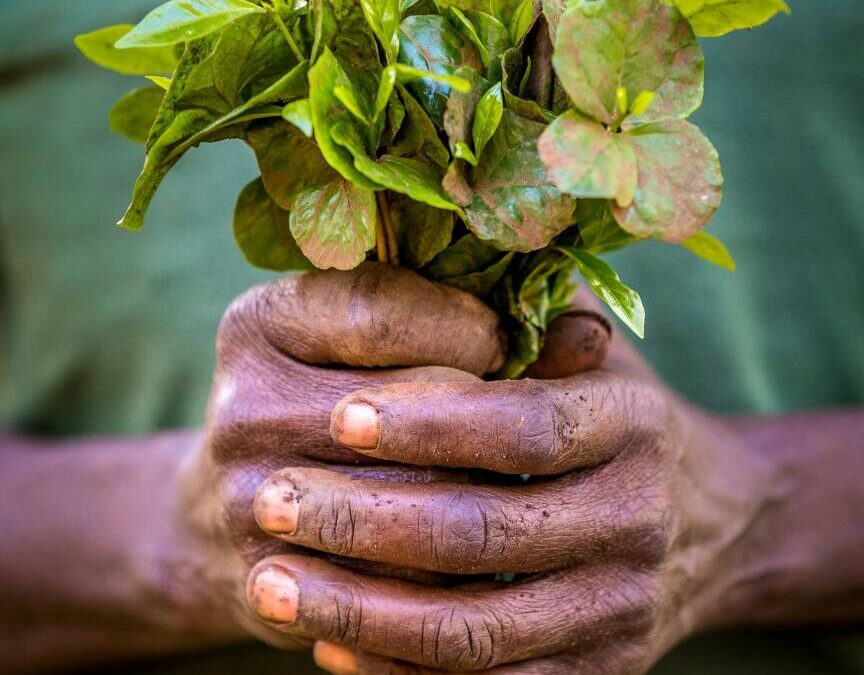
<box><xmin>176</xmin><ymin>262</ymin><xmax>609</xmax><ymax>652</ymax></box>
<box><xmin>245</xmin><ymin>270</ymin><xmax>786</xmax><ymax>675</ymax></box>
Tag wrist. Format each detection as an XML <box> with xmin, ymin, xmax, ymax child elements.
<box><xmin>140</xmin><ymin>431</ymin><xmax>249</xmax><ymax>646</ymax></box>
<box><xmin>699</xmin><ymin>410</ymin><xmax>864</xmax><ymax>630</ymax></box>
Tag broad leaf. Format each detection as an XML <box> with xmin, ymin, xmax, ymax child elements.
<box><xmin>426</xmin><ymin>234</ymin><xmax>513</xmax><ymax>296</ymax></box>
<box><xmin>391</xmin><ymin>86</ymin><xmax>450</xmax><ymax>170</ymax></box>
<box><xmin>108</xmin><ymin>86</ymin><xmax>164</xmax><ymax>144</ymax></box>
<box><xmin>389</xmin><ymin>195</ymin><xmax>455</xmax><ymax>268</ymax></box>
<box><xmin>539</xmin><ymin>110</ymin><xmax>637</xmax><ymax>207</ymax></box>
<box><xmin>612</xmin><ymin>120</ymin><xmax>723</xmax><ymax>242</ymax></box>
<box><xmin>116</xmin><ymin>0</ymin><xmax>264</xmax><ymax>48</ymax></box>
<box><xmin>398</xmin><ymin>15</ymin><xmax>482</xmax><ymax>125</ymax></box>
<box><xmin>332</xmin><ymin>121</ymin><xmax>460</xmax><ymax>211</ymax></box>
<box><xmin>75</xmin><ymin>24</ymin><xmax>177</xmax><ymax>75</ymax></box>
<box><xmin>118</xmin><ymin>108</ymin><xmax>218</xmax><ymax>230</ymax></box>
<box><xmin>289</xmin><ymin>178</ymin><xmax>377</xmax><ymax>270</ymax></box>
<box><xmin>308</xmin><ymin>49</ymin><xmax>380</xmax><ymax>190</ymax></box>
<box><xmin>674</xmin><ymin>0</ymin><xmax>790</xmax><ymax>37</ymax></box>
<box><xmin>559</xmin><ymin>246</ymin><xmax>645</xmax><ymax>337</ymax></box>
<box><xmin>233</xmin><ymin>177</ymin><xmax>313</xmax><ymax>271</ymax></box>
<box><xmin>681</xmin><ymin>231</ymin><xmax>736</xmax><ymax>270</ymax></box>
<box><xmin>166</xmin><ymin>60</ymin><xmax>309</xmax><ymax>160</ymax></box>
<box><xmin>552</xmin><ymin>0</ymin><xmax>703</xmax><ymax>127</ymax></box>
<box><xmin>211</xmin><ymin>12</ymin><xmax>299</xmax><ymax>108</ymax></box>
<box><xmin>444</xmin><ymin>110</ymin><xmax>576</xmax><ymax>251</ymax></box>
<box><xmin>247</xmin><ymin>120</ymin><xmax>337</xmax><ymax>211</ymax></box>
<box><xmin>465</xmin><ymin>10</ymin><xmax>512</xmax><ymax>81</ymax></box>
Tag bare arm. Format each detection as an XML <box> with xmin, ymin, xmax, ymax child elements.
<box><xmin>714</xmin><ymin>408</ymin><xmax>864</xmax><ymax>628</ymax></box>
<box><xmin>0</xmin><ymin>431</ymin><xmax>244</xmax><ymax>674</ymax></box>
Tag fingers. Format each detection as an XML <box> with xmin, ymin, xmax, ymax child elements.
<box><xmin>253</xmin><ymin>465</ymin><xmax>667</xmax><ymax>573</ymax></box>
<box><xmin>314</xmin><ymin>644</ymin><xmax>648</xmax><ymax>675</ymax></box>
<box><xmin>226</xmin><ymin>262</ymin><xmax>505</xmax><ymax>376</ymax></box>
<box><xmin>246</xmin><ymin>555</ymin><xmax>652</xmax><ymax>672</ymax></box>
<box><xmin>524</xmin><ymin>310</ymin><xmax>611</xmax><ymax>380</ymax></box>
<box><xmin>330</xmin><ymin>372</ymin><xmax>665</xmax><ymax>474</ymax></box>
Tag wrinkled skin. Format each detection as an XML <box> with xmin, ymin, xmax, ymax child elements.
<box><xmin>176</xmin><ymin>262</ymin><xmax>610</xmax><ymax>652</ymax></box>
<box><xmin>242</xmin><ymin>273</ymin><xmax>782</xmax><ymax>674</ymax></box>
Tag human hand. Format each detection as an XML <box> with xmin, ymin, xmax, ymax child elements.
<box><xmin>174</xmin><ymin>263</ymin><xmax>610</xmax><ymax>651</ymax></box>
<box><xmin>249</xmin><ymin>297</ymin><xmax>782</xmax><ymax>674</ymax></box>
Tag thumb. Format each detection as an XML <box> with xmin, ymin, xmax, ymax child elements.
<box><xmin>525</xmin><ymin>286</ymin><xmax>657</xmax><ymax>382</ymax></box>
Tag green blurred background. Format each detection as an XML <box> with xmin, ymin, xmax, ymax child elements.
<box><xmin>1</xmin><ymin>1</ymin><xmax>862</xmax><ymax>672</ymax></box>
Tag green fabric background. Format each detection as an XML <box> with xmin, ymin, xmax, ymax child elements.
<box><xmin>1</xmin><ymin>1</ymin><xmax>861</xmax><ymax>672</ymax></box>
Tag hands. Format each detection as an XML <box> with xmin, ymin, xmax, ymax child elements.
<box><xmin>245</xmin><ymin>280</ymin><xmax>782</xmax><ymax>674</ymax></box>
<box><xmin>176</xmin><ymin>263</ymin><xmax>608</xmax><ymax>654</ymax></box>
<box><xmin>178</xmin><ymin>263</ymin><xmax>864</xmax><ymax>674</ymax></box>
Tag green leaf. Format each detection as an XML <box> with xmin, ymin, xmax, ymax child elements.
<box><xmin>559</xmin><ymin>246</ymin><xmax>645</xmax><ymax>338</ymax></box>
<box><xmin>361</xmin><ymin>0</ymin><xmax>401</xmax><ymax>61</ymax></box>
<box><xmin>307</xmin><ymin>48</ymin><xmax>379</xmax><ymax>189</ymax></box>
<box><xmin>449</xmin><ymin>7</ymin><xmax>491</xmax><ymax>67</ymax></box>
<box><xmin>108</xmin><ymin>86</ymin><xmax>165</xmax><ymax>144</ymax></box>
<box><xmin>443</xmin><ymin>67</ymin><xmax>490</xmax><ymax>146</ymax></box>
<box><xmin>332</xmin><ymin>120</ymin><xmax>460</xmax><ymax>211</ymax></box>
<box><xmin>575</xmin><ymin>201</ymin><xmax>639</xmax><ymax>253</ymax></box>
<box><xmin>612</xmin><ymin>120</ymin><xmax>723</xmax><ymax>242</ymax></box>
<box><xmin>538</xmin><ymin>110</ymin><xmax>638</xmax><ymax>207</ymax></box>
<box><xmin>116</xmin><ymin>0</ymin><xmax>265</xmax><ymax>48</ymax></box>
<box><xmin>674</xmin><ymin>0</ymin><xmax>790</xmax><ymax>37</ymax></box>
<box><xmin>289</xmin><ymin>178</ymin><xmax>377</xmax><ymax>270</ymax></box>
<box><xmin>75</xmin><ymin>24</ymin><xmax>178</xmax><ymax>75</ymax></box>
<box><xmin>453</xmin><ymin>141</ymin><xmax>478</xmax><ymax>165</ymax></box>
<box><xmin>444</xmin><ymin>110</ymin><xmax>576</xmax><ymax>252</ymax></box>
<box><xmin>466</xmin><ymin>10</ymin><xmax>512</xmax><ymax>81</ymax></box>
<box><xmin>282</xmin><ymin>98</ymin><xmax>313</xmax><ymax>136</ymax></box>
<box><xmin>499</xmin><ymin>47</ymin><xmax>554</xmax><ymax>123</ymax></box>
<box><xmin>508</xmin><ymin>0</ymin><xmax>537</xmax><ymax>44</ymax></box>
<box><xmin>118</xmin><ymin>108</ymin><xmax>219</xmax><ymax>230</ymax></box>
<box><xmin>247</xmin><ymin>120</ymin><xmax>338</xmax><ymax>211</ymax></box>
<box><xmin>166</xmin><ymin>59</ymin><xmax>309</xmax><ymax>160</ymax></box>
<box><xmin>427</xmin><ymin>234</ymin><xmax>514</xmax><ymax>296</ymax></box>
<box><xmin>681</xmin><ymin>231</ymin><xmax>736</xmax><ymax>271</ymax></box>
<box><xmin>389</xmin><ymin>195</ymin><xmax>455</xmax><ymax>268</ymax></box>
<box><xmin>630</xmin><ymin>90</ymin><xmax>655</xmax><ymax>117</ymax></box>
<box><xmin>146</xmin><ymin>75</ymin><xmax>172</xmax><ymax>89</ymax></box>
<box><xmin>233</xmin><ymin>177</ymin><xmax>313</xmax><ymax>271</ymax></box>
<box><xmin>210</xmin><ymin>12</ymin><xmax>300</xmax><ymax>109</ymax></box>
<box><xmin>552</xmin><ymin>0</ymin><xmax>703</xmax><ymax>127</ymax></box>
<box><xmin>472</xmin><ymin>82</ymin><xmax>503</xmax><ymax>160</ymax></box>
<box><xmin>394</xmin><ymin>64</ymin><xmax>472</xmax><ymax>92</ymax></box>
<box><xmin>391</xmin><ymin>86</ymin><xmax>451</xmax><ymax>170</ymax></box>
<box><xmin>398</xmin><ymin>14</ymin><xmax>482</xmax><ymax>125</ymax></box>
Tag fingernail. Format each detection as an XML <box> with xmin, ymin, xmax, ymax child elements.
<box><xmin>255</xmin><ymin>476</ymin><xmax>300</xmax><ymax>534</ymax></box>
<box><xmin>250</xmin><ymin>567</ymin><xmax>299</xmax><ymax>623</ymax></box>
<box><xmin>333</xmin><ymin>402</ymin><xmax>380</xmax><ymax>449</ymax></box>
<box><xmin>313</xmin><ymin>642</ymin><xmax>358</xmax><ymax>675</ymax></box>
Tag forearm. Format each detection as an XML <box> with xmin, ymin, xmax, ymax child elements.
<box><xmin>0</xmin><ymin>431</ymin><xmax>244</xmax><ymax>674</ymax></box>
<box><xmin>711</xmin><ymin>408</ymin><xmax>864</xmax><ymax>629</ymax></box>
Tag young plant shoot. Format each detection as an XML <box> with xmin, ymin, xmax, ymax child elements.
<box><xmin>77</xmin><ymin>0</ymin><xmax>789</xmax><ymax>376</ymax></box>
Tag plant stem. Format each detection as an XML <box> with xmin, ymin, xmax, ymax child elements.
<box><xmin>376</xmin><ymin>191</ymin><xmax>399</xmax><ymax>265</ymax></box>
<box><xmin>267</xmin><ymin>2</ymin><xmax>305</xmax><ymax>62</ymax></box>
<box><xmin>375</xmin><ymin>196</ymin><xmax>390</xmax><ymax>264</ymax></box>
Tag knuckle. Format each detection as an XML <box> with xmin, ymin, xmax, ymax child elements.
<box><xmin>311</xmin><ymin>490</ymin><xmax>360</xmax><ymax>557</ymax></box>
<box><xmin>431</xmin><ymin>493</ymin><xmax>524</xmax><ymax>574</ymax></box>
<box><xmin>216</xmin><ymin>285</ymin><xmax>267</xmax><ymax>359</ymax></box>
<box><xmin>426</xmin><ymin>605</ymin><xmax>510</xmax><ymax>671</ymax></box>
<box><xmin>607</xmin><ymin>573</ymin><xmax>662</xmax><ymax>641</ymax></box>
